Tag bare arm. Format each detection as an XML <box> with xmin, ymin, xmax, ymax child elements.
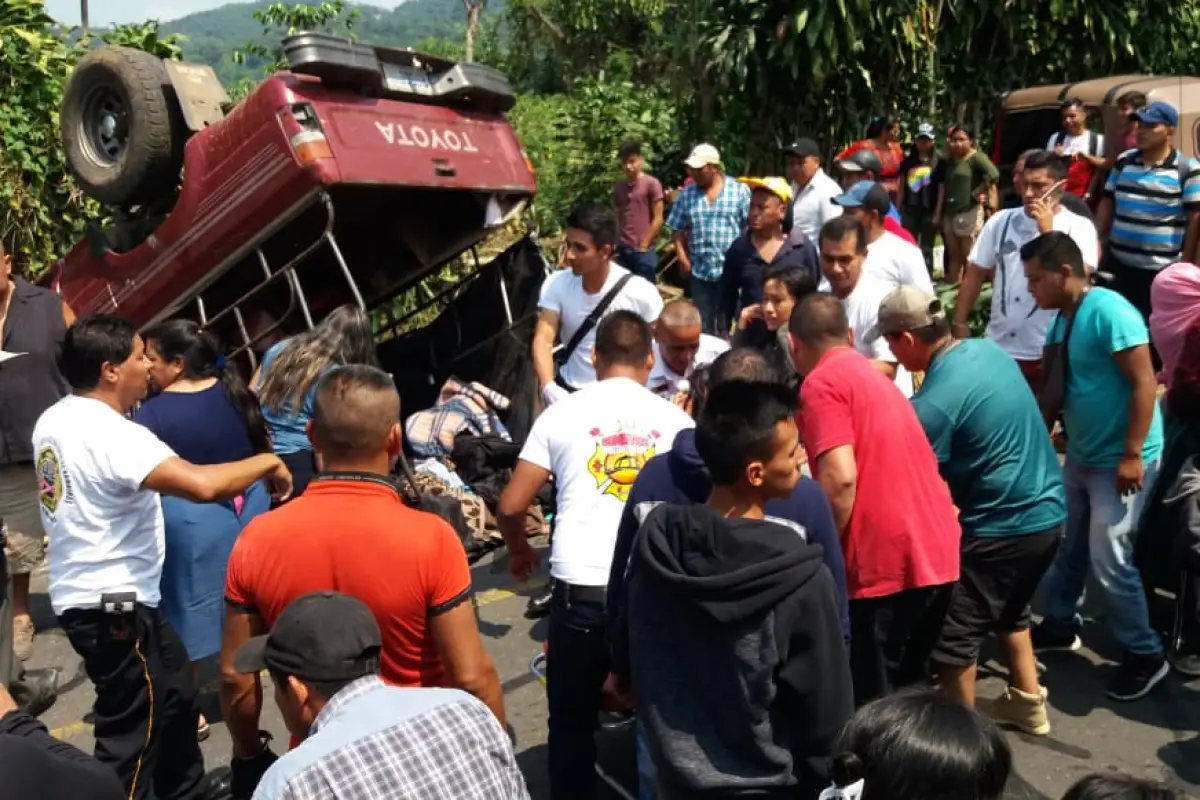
<box><xmin>933</xmin><ymin>183</ymin><xmax>946</xmax><ymax>228</ymax></box>
<box><xmin>532</xmin><ymin>309</ymin><xmax>560</xmax><ymax>391</ymax></box>
<box><xmin>642</xmin><ymin>199</ymin><xmax>665</xmax><ymax>250</ymax></box>
<box><xmin>1094</xmin><ymin>196</ymin><xmax>1114</xmax><ymax>241</ymax></box>
<box><xmin>1113</xmin><ymin>344</ymin><xmax>1158</xmax><ymax>463</ymax></box>
<box><xmin>250</xmin><ymin>364</ymin><xmax>263</xmax><ymax>392</ymax></box>
<box><xmin>498</xmin><ymin>461</ymin><xmax>550</xmax><ymax>556</ymax></box>
<box><xmin>673</xmin><ymin>230</ymin><xmax>692</xmax><ymax>276</ymax></box>
<box><xmin>1183</xmin><ymin>209</ymin><xmax>1200</xmax><ymax>265</ymax></box>
<box><xmin>815</xmin><ymin>445</ymin><xmax>857</xmax><ymax>535</ymax></box>
<box><xmin>218</xmin><ymin>606</ymin><xmax>267</xmax><ymax>757</ymax></box>
<box><xmin>953</xmin><ymin>263</ymin><xmax>993</xmax><ymax>336</ymax></box>
<box><xmin>430</xmin><ymin>601</ymin><xmax>506</xmax><ymax>726</ymax></box>
<box><xmin>61</xmin><ymin>301</ymin><xmax>76</xmax><ymax>327</ymax></box>
<box><xmin>141</xmin><ymin>454</ymin><xmax>289</xmax><ymax>504</ymax></box>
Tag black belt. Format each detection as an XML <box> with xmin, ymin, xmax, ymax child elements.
<box><xmin>553</xmin><ymin>581</ymin><xmax>606</xmax><ymax>604</ymax></box>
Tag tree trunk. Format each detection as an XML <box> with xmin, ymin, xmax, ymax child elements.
<box><xmin>463</xmin><ymin>0</ymin><xmax>486</xmax><ymax>62</ymax></box>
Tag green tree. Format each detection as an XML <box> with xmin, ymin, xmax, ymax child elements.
<box><xmin>229</xmin><ymin>1</ymin><xmax>360</xmax><ymax>99</ymax></box>
<box><xmin>99</xmin><ymin>20</ymin><xmax>187</xmax><ymax>61</ymax></box>
<box><xmin>0</xmin><ymin>0</ymin><xmax>94</xmax><ymax>277</ymax></box>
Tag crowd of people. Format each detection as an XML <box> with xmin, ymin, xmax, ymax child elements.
<box><xmin>0</xmin><ymin>94</ymin><xmax>1197</xmax><ymax>800</ymax></box>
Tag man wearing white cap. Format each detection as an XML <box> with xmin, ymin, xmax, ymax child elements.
<box><xmin>665</xmin><ymin>144</ymin><xmax>751</xmax><ymax>334</ymax></box>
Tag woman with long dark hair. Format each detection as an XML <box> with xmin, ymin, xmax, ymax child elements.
<box><xmin>254</xmin><ymin>304</ymin><xmax>379</xmax><ymax>495</ymax></box>
<box><xmin>135</xmin><ymin>319</ymin><xmax>272</xmax><ymax>740</ymax></box>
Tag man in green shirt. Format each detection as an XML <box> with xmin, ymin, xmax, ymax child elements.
<box><xmin>879</xmin><ymin>285</ymin><xmax>1065</xmax><ymax>737</ymax></box>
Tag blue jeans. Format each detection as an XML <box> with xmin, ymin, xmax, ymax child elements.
<box><xmin>689</xmin><ymin>278</ymin><xmax>722</xmax><ymax>335</ymax></box>
<box><xmin>546</xmin><ymin>588</ymin><xmax>609</xmax><ymax>800</ymax></box>
<box><xmin>617</xmin><ymin>245</ymin><xmax>658</xmax><ymax>283</ymax></box>
<box><xmin>1041</xmin><ymin>457</ymin><xmax>1162</xmax><ymax>656</ymax></box>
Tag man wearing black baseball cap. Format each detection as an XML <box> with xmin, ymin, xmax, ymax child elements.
<box><xmin>239</xmin><ymin>592</ymin><xmax>527</xmax><ymax>800</ymax></box>
<box><xmin>783</xmin><ymin>137</ymin><xmax>842</xmax><ymax>245</ymax></box>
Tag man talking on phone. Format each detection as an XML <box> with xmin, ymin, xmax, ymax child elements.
<box><xmin>953</xmin><ymin>150</ymin><xmax>1099</xmax><ymax>393</ymax></box>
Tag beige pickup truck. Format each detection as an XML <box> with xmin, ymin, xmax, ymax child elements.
<box><xmin>991</xmin><ymin>75</ymin><xmax>1200</xmax><ymax>200</ymax></box>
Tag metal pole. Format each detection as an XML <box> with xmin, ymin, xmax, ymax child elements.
<box><xmin>80</xmin><ymin>0</ymin><xmax>89</xmax><ymax>37</ymax></box>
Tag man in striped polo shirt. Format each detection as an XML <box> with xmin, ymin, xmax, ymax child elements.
<box><xmin>1096</xmin><ymin>101</ymin><xmax>1200</xmax><ymax>324</ymax></box>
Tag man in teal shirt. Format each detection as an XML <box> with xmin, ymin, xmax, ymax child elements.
<box><xmin>1021</xmin><ymin>231</ymin><xmax>1167</xmax><ymax>703</ymax></box>
<box><xmin>880</xmin><ymin>286</ymin><xmax>1065</xmax><ymax>737</ymax></box>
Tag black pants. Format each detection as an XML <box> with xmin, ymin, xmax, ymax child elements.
<box><xmin>546</xmin><ymin>584</ymin><xmax>608</xmax><ymax>800</ymax></box>
<box><xmin>1113</xmin><ymin>261</ymin><xmax>1163</xmax><ymax>370</ymax></box>
<box><xmin>59</xmin><ymin>605</ymin><xmax>205</xmax><ymax>800</ymax></box>
<box><xmin>848</xmin><ymin>584</ymin><xmax>955</xmax><ymax>706</ymax></box>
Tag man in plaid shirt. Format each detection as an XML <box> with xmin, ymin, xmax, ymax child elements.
<box><xmin>667</xmin><ymin>143</ymin><xmax>751</xmax><ymax>334</ymax></box>
<box><xmin>238</xmin><ymin>591</ymin><xmax>528</xmax><ymax>800</ymax></box>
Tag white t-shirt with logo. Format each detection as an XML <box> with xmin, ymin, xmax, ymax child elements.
<box><xmin>968</xmin><ymin>206</ymin><xmax>1099</xmax><ymax>361</ymax></box>
<box><xmin>647</xmin><ymin>334</ymin><xmax>730</xmax><ymax>397</ymax></box>
<box><xmin>864</xmin><ymin>231</ymin><xmax>935</xmax><ymax>293</ymax></box>
<box><xmin>841</xmin><ymin>275</ymin><xmax>915</xmax><ymax>398</ymax></box>
<box><xmin>33</xmin><ymin>395</ymin><xmax>176</xmax><ymax>615</ymax></box>
<box><xmin>1047</xmin><ymin>131</ymin><xmax>1104</xmax><ymax>159</ymax></box>
<box><xmin>539</xmin><ymin>264</ymin><xmax>664</xmax><ymax>390</ymax></box>
<box><xmin>519</xmin><ymin>377</ymin><xmax>694</xmax><ymax>586</ymax></box>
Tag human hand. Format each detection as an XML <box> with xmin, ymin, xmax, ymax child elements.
<box><xmin>541</xmin><ymin>382</ymin><xmax>570</xmax><ymax>407</ymax></box>
<box><xmin>1054</xmin><ymin>144</ymin><xmax>1065</xmax><ymax>157</ymax></box>
<box><xmin>951</xmin><ymin>322</ymin><xmax>971</xmax><ymax>340</ymax></box>
<box><xmin>932</xmin><ymin>213</ymin><xmax>942</xmax><ymax>230</ymax></box>
<box><xmin>267</xmin><ymin>459</ymin><xmax>293</xmax><ymax>503</ymax></box>
<box><xmin>679</xmin><ymin>259</ymin><xmax>692</xmax><ymax>277</ymax></box>
<box><xmin>1029</xmin><ymin>194</ymin><xmax>1055</xmax><ymax>233</ymax></box>
<box><xmin>669</xmin><ymin>391</ymin><xmax>692</xmax><ymax>414</ymax></box>
<box><xmin>1116</xmin><ymin>454</ymin><xmax>1144</xmax><ymax>496</ymax></box>
<box><xmin>738</xmin><ymin>304</ymin><xmax>763</xmax><ymax>330</ymax></box>
<box><xmin>602</xmin><ymin>673</ymin><xmax>636</xmax><ymax>711</ymax></box>
<box><xmin>508</xmin><ymin>543</ymin><xmax>542</xmax><ymax>582</ymax></box>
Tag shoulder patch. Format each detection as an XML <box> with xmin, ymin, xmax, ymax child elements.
<box><xmin>36</xmin><ymin>445</ymin><xmax>71</xmax><ymax>518</ymax></box>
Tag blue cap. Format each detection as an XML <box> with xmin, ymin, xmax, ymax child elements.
<box><xmin>1134</xmin><ymin>101</ymin><xmax>1178</xmax><ymax>127</ymax></box>
<box><xmin>832</xmin><ymin>180</ymin><xmax>891</xmax><ymax>215</ymax></box>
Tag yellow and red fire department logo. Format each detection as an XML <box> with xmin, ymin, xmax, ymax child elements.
<box><xmin>586</xmin><ymin>425</ymin><xmax>661</xmax><ymax>501</ymax></box>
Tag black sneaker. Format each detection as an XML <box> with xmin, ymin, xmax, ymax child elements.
<box><xmin>1107</xmin><ymin>652</ymin><xmax>1170</xmax><ymax>701</ymax></box>
<box><xmin>1030</xmin><ymin>622</ymin><xmax>1082</xmax><ymax>653</ymax></box>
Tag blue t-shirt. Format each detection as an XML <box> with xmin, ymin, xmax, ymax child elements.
<box><xmin>257</xmin><ymin>339</ymin><xmax>321</xmax><ymax>455</ymax></box>
<box><xmin>135</xmin><ymin>383</ymin><xmax>256</xmax><ymax>465</ymax></box>
<box><xmin>1045</xmin><ymin>287</ymin><xmax>1163</xmax><ymax>468</ymax></box>
<box><xmin>912</xmin><ymin>339</ymin><xmax>1066</xmax><ymax>537</ymax></box>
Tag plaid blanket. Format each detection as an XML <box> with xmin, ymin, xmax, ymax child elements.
<box><xmin>405</xmin><ymin>378</ymin><xmax>511</xmax><ymax>458</ymax></box>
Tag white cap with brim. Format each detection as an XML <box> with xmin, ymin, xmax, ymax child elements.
<box><xmin>684</xmin><ymin>143</ymin><xmax>721</xmax><ymax>169</ymax></box>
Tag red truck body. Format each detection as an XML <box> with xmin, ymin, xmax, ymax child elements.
<box><xmin>43</xmin><ymin>70</ymin><xmax>537</xmax><ymax>336</ymax></box>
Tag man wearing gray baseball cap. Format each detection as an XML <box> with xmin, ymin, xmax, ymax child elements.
<box><xmin>238</xmin><ymin>591</ymin><xmax>528</xmax><ymax>800</ymax></box>
<box><xmin>878</xmin><ymin>285</ymin><xmax>1065</xmax><ymax>736</ymax></box>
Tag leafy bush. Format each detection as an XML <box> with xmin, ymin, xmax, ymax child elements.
<box><xmin>937</xmin><ymin>282</ymin><xmax>994</xmax><ymax>338</ymax></box>
<box><xmin>510</xmin><ymin>71</ymin><xmax>675</xmax><ymax>234</ymax></box>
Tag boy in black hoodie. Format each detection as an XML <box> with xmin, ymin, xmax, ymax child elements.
<box><xmin>613</xmin><ymin>380</ymin><xmax>853</xmax><ymax>799</ymax></box>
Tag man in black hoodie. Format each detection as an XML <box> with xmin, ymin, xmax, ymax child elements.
<box><xmin>613</xmin><ymin>379</ymin><xmax>853</xmax><ymax>799</ymax></box>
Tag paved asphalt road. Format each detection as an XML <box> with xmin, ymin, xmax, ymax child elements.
<box><xmin>22</xmin><ymin>535</ymin><xmax>1200</xmax><ymax>799</ymax></box>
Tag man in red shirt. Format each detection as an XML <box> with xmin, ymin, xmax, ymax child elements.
<box><xmin>789</xmin><ymin>293</ymin><xmax>960</xmax><ymax>705</ymax></box>
<box><xmin>219</xmin><ymin>365</ymin><xmax>503</xmax><ymax>798</ymax></box>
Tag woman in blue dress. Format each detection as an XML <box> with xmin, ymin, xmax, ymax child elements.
<box><xmin>252</xmin><ymin>304</ymin><xmax>378</xmax><ymax>497</ymax></box>
<box><xmin>135</xmin><ymin>320</ymin><xmax>272</xmax><ymax>740</ymax></box>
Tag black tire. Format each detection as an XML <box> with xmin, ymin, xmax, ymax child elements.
<box><xmin>60</xmin><ymin>45</ymin><xmax>186</xmax><ymax>207</ymax></box>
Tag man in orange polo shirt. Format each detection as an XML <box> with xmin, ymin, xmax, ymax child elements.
<box><xmin>218</xmin><ymin>365</ymin><xmax>504</xmax><ymax>798</ymax></box>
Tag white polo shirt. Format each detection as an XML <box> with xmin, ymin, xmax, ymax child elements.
<box><xmin>519</xmin><ymin>377</ymin><xmax>693</xmax><ymax>586</ymax></box>
<box><xmin>864</xmin><ymin>231</ymin><xmax>934</xmax><ymax>292</ymax></box>
<box><xmin>790</xmin><ymin>169</ymin><xmax>843</xmax><ymax>245</ymax></box>
<box><xmin>539</xmin><ymin>264</ymin><xmax>664</xmax><ymax>390</ymax></box>
<box><xmin>33</xmin><ymin>395</ymin><xmax>176</xmax><ymax>615</ymax></box>
<box><xmin>647</xmin><ymin>334</ymin><xmax>730</xmax><ymax>397</ymax></box>
<box><xmin>841</xmin><ymin>275</ymin><xmax>914</xmax><ymax>398</ymax></box>
<box><xmin>968</xmin><ymin>206</ymin><xmax>1099</xmax><ymax>361</ymax></box>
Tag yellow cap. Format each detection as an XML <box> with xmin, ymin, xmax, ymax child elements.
<box><xmin>737</xmin><ymin>176</ymin><xmax>793</xmax><ymax>203</ymax></box>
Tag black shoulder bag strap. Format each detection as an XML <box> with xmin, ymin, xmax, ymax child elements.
<box><xmin>554</xmin><ymin>273</ymin><xmax>635</xmax><ymax>373</ymax></box>
<box><xmin>1038</xmin><ymin>288</ymin><xmax>1089</xmax><ymax>427</ymax></box>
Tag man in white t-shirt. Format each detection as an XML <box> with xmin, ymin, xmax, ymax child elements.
<box><xmin>832</xmin><ymin>180</ymin><xmax>934</xmax><ymax>293</ymax></box>
<box><xmin>1048</xmin><ymin>98</ymin><xmax>1106</xmax><ymax>200</ymax></box>
<box><xmin>647</xmin><ymin>298</ymin><xmax>730</xmax><ymax>398</ymax></box>
<box><xmin>32</xmin><ymin>315</ymin><xmax>293</xmax><ymax>800</ymax></box>
<box><xmin>818</xmin><ymin>216</ymin><xmax>914</xmax><ymax>397</ymax></box>
<box><xmin>954</xmin><ymin>149</ymin><xmax>1099</xmax><ymax>391</ymax></box>
<box><xmin>534</xmin><ymin>204</ymin><xmax>664</xmax><ymax>406</ymax></box>
<box><xmin>498</xmin><ymin>310</ymin><xmax>693</xmax><ymax>800</ymax></box>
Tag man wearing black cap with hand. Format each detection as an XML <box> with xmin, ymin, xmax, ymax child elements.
<box><xmin>784</xmin><ymin>138</ymin><xmax>842</xmax><ymax>245</ymax></box>
<box><xmin>237</xmin><ymin>591</ymin><xmax>528</xmax><ymax>800</ymax></box>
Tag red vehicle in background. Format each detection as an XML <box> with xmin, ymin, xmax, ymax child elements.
<box><xmin>43</xmin><ymin>33</ymin><xmax>537</xmax><ymax>368</ymax></box>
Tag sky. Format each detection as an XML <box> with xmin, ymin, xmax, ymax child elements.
<box><xmin>45</xmin><ymin>0</ymin><xmax>406</xmax><ymax>27</ymax></box>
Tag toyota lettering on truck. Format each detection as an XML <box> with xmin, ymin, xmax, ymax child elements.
<box><xmin>43</xmin><ymin>31</ymin><xmax>538</xmax><ymax>374</ymax></box>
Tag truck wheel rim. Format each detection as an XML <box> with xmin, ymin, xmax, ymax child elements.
<box><xmin>81</xmin><ymin>86</ymin><xmax>128</xmax><ymax>166</ymax></box>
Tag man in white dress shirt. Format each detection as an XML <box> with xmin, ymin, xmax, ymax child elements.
<box><xmin>785</xmin><ymin>138</ymin><xmax>842</xmax><ymax>246</ymax></box>
<box><xmin>647</xmin><ymin>299</ymin><xmax>730</xmax><ymax>397</ymax></box>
